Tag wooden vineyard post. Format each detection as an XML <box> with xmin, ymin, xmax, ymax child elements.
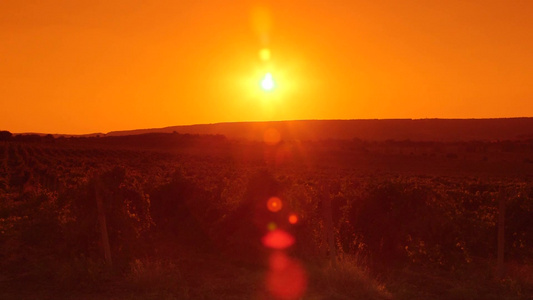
<box><xmin>496</xmin><ymin>188</ymin><xmax>506</xmax><ymax>279</ymax></box>
<box><xmin>323</xmin><ymin>188</ymin><xmax>337</xmax><ymax>267</ymax></box>
<box><xmin>95</xmin><ymin>179</ymin><xmax>113</xmax><ymax>268</ymax></box>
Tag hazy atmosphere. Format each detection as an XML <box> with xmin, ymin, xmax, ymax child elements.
<box><xmin>1</xmin><ymin>2</ymin><xmax>533</xmax><ymax>299</ymax></box>
<box><xmin>1</xmin><ymin>0</ymin><xmax>532</xmax><ymax>134</ymax></box>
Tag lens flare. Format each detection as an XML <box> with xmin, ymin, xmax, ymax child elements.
<box><xmin>259</xmin><ymin>48</ymin><xmax>271</xmax><ymax>61</ymax></box>
<box><xmin>288</xmin><ymin>214</ymin><xmax>298</xmax><ymax>224</ymax></box>
<box><xmin>266</xmin><ymin>251</ymin><xmax>307</xmax><ymax>299</ymax></box>
<box><xmin>269</xmin><ymin>251</ymin><xmax>290</xmax><ymax>271</ymax></box>
<box><xmin>267</xmin><ymin>196</ymin><xmax>283</xmax><ymax>212</ymax></box>
<box><xmin>263</xmin><ymin>128</ymin><xmax>281</xmax><ymax>145</ymax></box>
<box><xmin>267</xmin><ymin>222</ymin><xmax>277</xmax><ymax>231</ymax></box>
<box><xmin>262</xmin><ymin>229</ymin><xmax>295</xmax><ymax>249</ymax></box>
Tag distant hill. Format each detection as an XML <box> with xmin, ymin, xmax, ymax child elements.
<box><xmin>105</xmin><ymin>118</ymin><xmax>533</xmax><ymax>142</ymax></box>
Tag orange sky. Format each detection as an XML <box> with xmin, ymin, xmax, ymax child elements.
<box><xmin>1</xmin><ymin>0</ymin><xmax>532</xmax><ymax>134</ymax></box>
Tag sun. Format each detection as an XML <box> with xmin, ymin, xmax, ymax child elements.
<box><xmin>261</xmin><ymin>72</ymin><xmax>276</xmax><ymax>92</ymax></box>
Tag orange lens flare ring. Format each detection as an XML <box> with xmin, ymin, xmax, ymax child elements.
<box><xmin>267</xmin><ymin>196</ymin><xmax>283</xmax><ymax>212</ymax></box>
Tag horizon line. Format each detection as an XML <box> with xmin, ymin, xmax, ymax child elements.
<box><xmin>7</xmin><ymin>116</ymin><xmax>533</xmax><ymax>136</ymax></box>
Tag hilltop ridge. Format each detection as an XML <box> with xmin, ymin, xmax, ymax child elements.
<box><xmin>105</xmin><ymin>118</ymin><xmax>533</xmax><ymax>142</ymax></box>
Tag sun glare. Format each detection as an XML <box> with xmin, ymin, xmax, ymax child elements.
<box><xmin>261</xmin><ymin>72</ymin><xmax>276</xmax><ymax>92</ymax></box>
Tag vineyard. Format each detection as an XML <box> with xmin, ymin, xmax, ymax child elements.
<box><xmin>0</xmin><ymin>134</ymin><xmax>532</xmax><ymax>299</ymax></box>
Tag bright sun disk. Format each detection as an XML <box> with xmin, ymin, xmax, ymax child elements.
<box><xmin>261</xmin><ymin>73</ymin><xmax>275</xmax><ymax>91</ymax></box>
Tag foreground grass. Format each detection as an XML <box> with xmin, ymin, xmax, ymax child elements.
<box><xmin>0</xmin><ymin>252</ymin><xmax>531</xmax><ymax>299</ymax></box>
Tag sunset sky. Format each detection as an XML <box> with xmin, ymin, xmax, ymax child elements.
<box><xmin>1</xmin><ymin>0</ymin><xmax>532</xmax><ymax>134</ymax></box>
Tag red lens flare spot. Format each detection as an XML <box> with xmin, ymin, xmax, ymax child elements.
<box><xmin>264</xmin><ymin>128</ymin><xmax>281</xmax><ymax>146</ymax></box>
<box><xmin>267</xmin><ymin>196</ymin><xmax>283</xmax><ymax>212</ymax></box>
<box><xmin>288</xmin><ymin>214</ymin><xmax>298</xmax><ymax>224</ymax></box>
<box><xmin>262</xmin><ymin>229</ymin><xmax>295</xmax><ymax>250</ymax></box>
<box><xmin>266</xmin><ymin>252</ymin><xmax>307</xmax><ymax>300</ymax></box>
<box><xmin>269</xmin><ymin>251</ymin><xmax>290</xmax><ymax>271</ymax></box>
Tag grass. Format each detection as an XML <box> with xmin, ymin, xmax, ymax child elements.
<box><xmin>385</xmin><ymin>260</ymin><xmax>533</xmax><ymax>300</ymax></box>
<box><xmin>306</xmin><ymin>255</ymin><xmax>393</xmax><ymax>299</ymax></box>
<box><xmin>0</xmin><ymin>251</ymin><xmax>531</xmax><ymax>299</ymax></box>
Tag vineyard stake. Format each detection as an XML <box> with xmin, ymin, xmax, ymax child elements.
<box><xmin>96</xmin><ymin>178</ymin><xmax>113</xmax><ymax>268</ymax></box>
<box><xmin>496</xmin><ymin>187</ymin><xmax>506</xmax><ymax>279</ymax></box>
<box><xmin>322</xmin><ymin>186</ymin><xmax>337</xmax><ymax>267</ymax></box>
